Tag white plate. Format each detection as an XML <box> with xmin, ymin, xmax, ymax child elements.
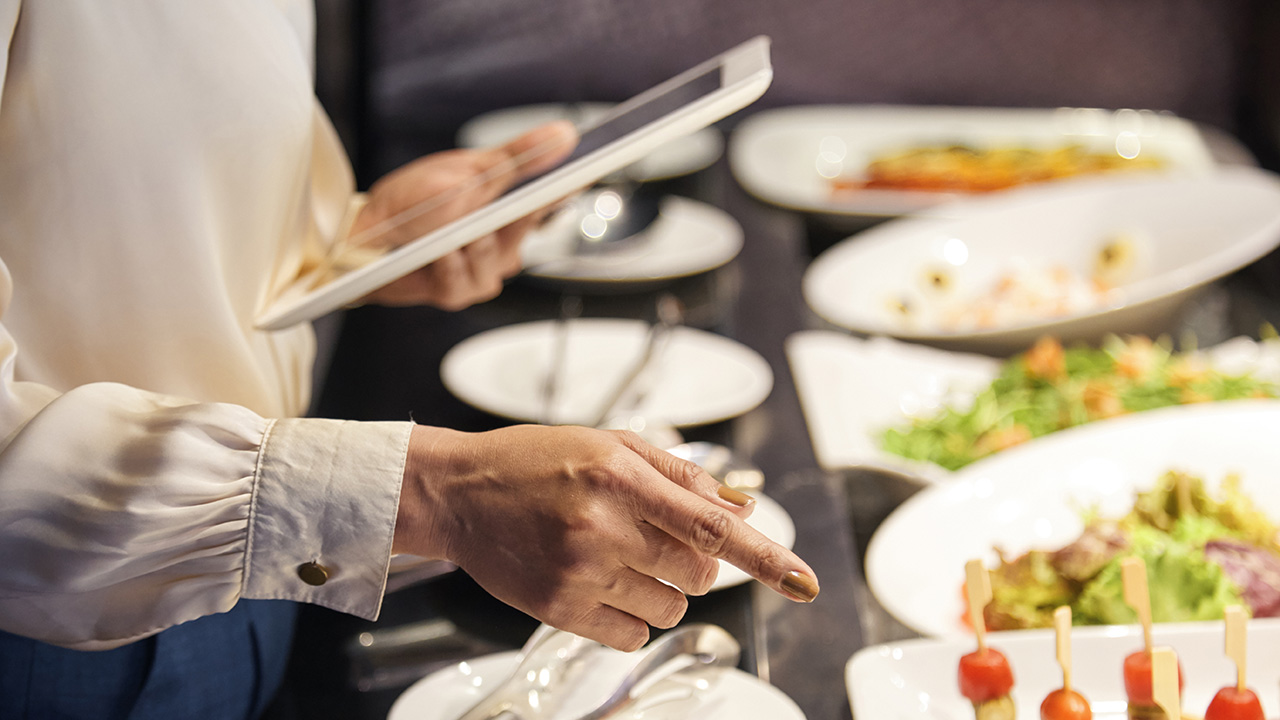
<box><xmin>459</xmin><ymin>103</ymin><xmax>725</xmax><ymax>182</ymax></box>
<box><xmin>388</xmin><ymin>647</ymin><xmax>806</xmax><ymax>720</ymax></box>
<box><xmin>440</xmin><ymin>319</ymin><xmax>773</xmax><ymax>428</ymax></box>
<box><xmin>521</xmin><ymin>195</ymin><xmax>743</xmax><ymax>286</ymax></box>
<box><xmin>786</xmin><ymin>331</ymin><xmax>1280</xmax><ymax>480</ymax></box>
<box><xmin>847</xmin><ymin>619</ymin><xmax>1280</xmax><ymax>720</ymax></box>
<box><xmin>864</xmin><ymin>400</ymin><xmax>1280</xmax><ymax>637</ymax></box>
<box><xmin>711</xmin><ymin>492</ymin><xmax>795</xmax><ymax>591</ymax></box>
<box><xmin>801</xmin><ymin>168</ymin><xmax>1280</xmax><ymax>355</ymax></box>
<box><xmin>729</xmin><ymin>104</ymin><xmax>1216</xmax><ymax>217</ymax></box>
<box><xmin>785</xmin><ymin>331</ymin><xmax>998</xmax><ymax>480</ymax></box>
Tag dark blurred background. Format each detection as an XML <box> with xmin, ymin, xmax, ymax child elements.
<box><xmin>316</xmin><ymin>0</ymin><xmax>1280</xmax><ymax>186</ymax></box>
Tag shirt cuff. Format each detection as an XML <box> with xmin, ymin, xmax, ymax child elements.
<box><xmin>241</xmin><ymin>417</ymin><xmax>412</xmax><ymax>619</ymax></box>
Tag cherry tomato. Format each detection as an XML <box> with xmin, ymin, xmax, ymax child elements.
<box><xmin>1041</xmin><ymin>688</ymin><xmax>1093</xmax><ymax>720</ymax></box>
<box><xmin>959</xmin><ymin>647</ymin><xmax>1015</xmax><ymax>704</ymax></box>
<box><xmin>1123</xmin><ymin>650</ymin><xmax>1185</xmax><ymax>705</ymax></box>
<box><xmin>1205</xmin><ymin>687</ymin><xmax>1265</xmax><ymax>720</ymax></box>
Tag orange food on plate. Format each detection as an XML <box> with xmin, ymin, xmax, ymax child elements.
<box><xmin>831</xmin><ymin>143</ymin><xmax>1166</xmax><ymax>195</ymax></box>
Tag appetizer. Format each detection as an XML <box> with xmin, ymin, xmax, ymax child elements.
<box><xmin>1205</xmin><ymin>606</ymin><xmax>1265</xmax><ymax>720</ymax></box>
<box><xmin>829</xmin><ymin>143</ymin><xmax>1166</xmax><ymax>195</ymax></box>
<box><xmin>1041</xmin><ymin>606</ymin><xmax>1092</xmax><ymax>720</ymax></box>
<box><xmin>969</xmin><ymin>471</ymin><xmax>1280</xmax><ymax>632</ymax></box>
<box><xmin>881</xmin><ymin>335</ymin><xmax>1280</xmax><ymax>471</ymax></box>
<box><xmin>961</xmin><ymin>559</ymin><xmax>1017</xmax><ymax>720</ymax></box>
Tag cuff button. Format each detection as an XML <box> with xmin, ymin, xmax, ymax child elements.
<box><xmin>297</xmin><ymin>561</ymin><xmax>331</xmax><ymax>586</ymax></box>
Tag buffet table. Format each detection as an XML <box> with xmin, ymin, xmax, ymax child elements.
<box><xmin>288</xmin><ymin>143</ymin><xmax>1280</xmax><ymax>719</ymax></box>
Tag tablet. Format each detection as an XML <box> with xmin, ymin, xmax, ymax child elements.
<box><xmin>255</xmin><ymin>35</ymin><xmax>773</xmax><ymax>330</ymax></box>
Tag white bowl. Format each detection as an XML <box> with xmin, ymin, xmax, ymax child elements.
<box><xmin>864</xmin><ymin>400</ymin><xmax>1280</xmax><ymax>638</ymax></box>
<box><xmin>802</xmin><ymin>168</ymin><xmax>1280</xmax><ymax>355</ymax></box>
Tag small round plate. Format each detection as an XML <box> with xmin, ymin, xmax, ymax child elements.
<box><xmin>521</xmin><ymin>196</ymin><xmax>743</xmax><ymax>288</ymax></box>
<box><xmin>440</xmin><ymin>319</ymin><xmax>773</xmax><ymax>428</ymax></box>
<box><xmin>388</xmin><ymin>647</ymin><xmax>806</xmax><ymax>720</ymax></box>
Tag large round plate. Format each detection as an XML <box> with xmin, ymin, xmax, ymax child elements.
<box><xmin>864</xmin><ymin>400</ymin><xmax>1280</xmax><ymax>637</ymax></box>
<box><xmin>440</xmin><ymin>319</ymin><xmax>773</xmax><ymax>428</ymax></box>
<box><xmin>388</xmin><ymin>648</ymin><xmax>806</xmax><ymax>720</ymax></box>
<box><xmin>459</xmin><ymin>103</ymin><xmax>724</xmax><ymax>182</ymax></box>
<box><xmin>521</xmin><ymin>196</ymin><xmax>743</xmax><ymax>287</ymax></box>
<box><xmin>729</xmin><ymin>104</ymin><xmax>1216</xmax><ymax>217</ymax></box>
<box><xmin>802</xmin><ymin>168</ymin><xmax>1280</xmax><ymax>355</ymax></box>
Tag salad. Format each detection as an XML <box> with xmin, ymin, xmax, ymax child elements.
<box><xmin>975</xmin><ymin>471</ymin><xmax>1280</xmax><ymax>632</ymax></box>
<box><xmin>881</xmin><ymin>335</ymin><xmax>1280</xmax><ymax>471</ymax></box>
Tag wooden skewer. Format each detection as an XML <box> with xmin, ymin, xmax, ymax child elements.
<box><xmin>1152</xmin><ymin>646</ymin><xmax>1181</xmax><ymax>720</ymax></box>
<box><xmin>1122</xmin><ymin>556</ymin><xmax>1154</xmax><ymax>652</ymax></box>
<box><xmin>1054</xmin><ymin>605</ymin><xmax>1073</xmax><ymax>693</ymax></box>
<box><xmin>965</xmin><ymin>559</ymin><xmax>992</xmax><ymax>653</ymax></box>
<box><xmin>1175</xmin><ymin>473</ymin><xmax>1194</xmax><ymax>518</ymax></box>
<box><xmin>1224</xmin><ymin>605</ymin><xmax>1247</xmax><ymax>693</ymax></box>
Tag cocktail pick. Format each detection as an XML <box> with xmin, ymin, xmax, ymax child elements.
<box><xmin>965</xmin><ymin>559</ymin><xmax>992</xmax><ymax>651</ymax></box>
<box><xmin>1224</xmin><ymin>605</ymin><xmax>1247</xmax><ymax>692</ymax></box>
<box><xmin>1152</xmin><ymin>646</ymin><xmax>1181</xmax><ymax>720</ymax></box>
<box><xmin>1054</xmin><ymin>606</ymin><xmax>1073</xmax><ymax>693</ymax></box>
<box><xmin>1122</xmin><ymin>556</ymin><xmax>1154</xmax><ymax>652</ymax></box>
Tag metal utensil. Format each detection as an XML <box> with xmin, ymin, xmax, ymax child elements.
<box><xmin>589</xmin><ymin>293</ymin><xmax>684</xmax><ymax>428</ymax></box>
<box><xmin>454</xmin><ymin>624</ymin><xmax>599</xmax><ymax>720</ymax></box>
<box><xmin>540</xmin><ymin>294</ymin><xmax>583</xmax><ymax>425</ymax></box>
<box><xmin>571</xmin><ymin>624</ymin><xmax>741</xmax><ymax>720</ymax></box>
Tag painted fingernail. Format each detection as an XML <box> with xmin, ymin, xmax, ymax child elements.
<box><xmin>781</xmin><ymin>571</ymin><xmax>820</xmax><ymax>603</ymax></box>
<box><xmin>716</xmin><ymin>485</ymin><xmax>754</xmax><ymax>508</ymax></box>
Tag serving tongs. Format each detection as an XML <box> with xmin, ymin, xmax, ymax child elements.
<box><xmin>453</xmin><ymin>623</ymin><xmax>740</xmax><ymax>720</ymax></box>
<box><xmin>571</xmin><ymin>623</ymin><xmax>741</xmax><ymax>720</ymax></box>
<box><xmin>455</xmin><ymin>624</ymin><xmax>599</xmax><ymax>720</ymax></box>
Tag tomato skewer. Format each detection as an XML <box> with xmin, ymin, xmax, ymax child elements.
<box><xmin>959</xmin><ymin>559</ymin><xmax>1016</xmax><ymax>720</ymax></box>
<box><xmin>1205</xmin><ymin>606</ymin><xmax>1264</xmax><ymax>720</ymax></box>
<box><xmin>1041</xmin><ymin>606</ymin><xmax>1091</xmax><ymax>720</ymax></box>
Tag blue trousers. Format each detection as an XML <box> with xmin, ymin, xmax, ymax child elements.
<box><xmin>0</xmin><ymin>599</ymin><xmax>296</xmax><ymax>720</ymax></box>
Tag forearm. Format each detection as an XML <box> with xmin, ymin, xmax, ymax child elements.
<box><xmin>0</xmin><ymin>381</ymin><xmax>412</xmax><ymax>650</ymax></box>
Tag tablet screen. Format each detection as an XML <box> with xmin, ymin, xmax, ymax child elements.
<box><xmin>506</xmin><ymin>66</ymin><xmax>725</xmax><ymax>194</ymax></box>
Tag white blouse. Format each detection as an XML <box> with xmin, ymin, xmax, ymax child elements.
<box><xmin>0</xmin><ymin>1</ymin><xmax>410</xmax><ymax>649</ymax></box>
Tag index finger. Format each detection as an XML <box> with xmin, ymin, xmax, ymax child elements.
<box><xmin>638</xmin><ymin>481</ymin><xmax>820</xmax><ymax>604</ymax></box>
<box><xmin>472</xmin><ymin>120</ymin><xmax>579</xmax><ymax>198</ymax></box>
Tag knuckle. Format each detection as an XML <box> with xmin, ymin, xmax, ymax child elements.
<box><xmin>687</xmin><ymin>507</ymin><xmax>732</xmax><ymax>557</ymax></box>
<box><xmin>611</xmin><ymin>622</ymin><xmax>649</xmax><ymax>652</ymax></box>
<box><xmin>583</xmin><ymin>449</ymin><xmax>635</xmax><ymax>489</ymax></box>
<box><xmin>671</xmin><ymin>458</ymin><xmax>704</xmax><ymax>487</ymax></box>
<box><xmin>743</xmin><ymin>540</ymin><xmax>788</xmax><ymax>582</ymax></box>
<box><xmin>684</xmin><ymin>557</ymin><xmax>720</xmax><ymax>596</ymax></box>
<box><xmin>651</xmin><ymin>592</ymin><xmax>688</xmax><ymax>629</ymax></box>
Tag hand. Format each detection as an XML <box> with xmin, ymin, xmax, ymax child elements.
<box><xmin>350</xmin><ymin>121</ymin><xmax>578</xmax><ymax>311</ymax></box>
<box><xmin>394</xmin><ymin>424</ymin><xmax>820</xmax><ymax>651</ymax></box>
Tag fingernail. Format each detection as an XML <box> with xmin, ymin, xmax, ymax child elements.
<box><xmin>781</xmin><ymin>571</ymin><xmax>820</xmax><ymax>603</ymax></box>
<box><xmin>716</xmin><ymin>485</ymin><xmax>754</xmax><ymax>508</ymax></box>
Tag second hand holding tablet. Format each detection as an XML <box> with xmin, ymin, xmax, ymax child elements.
<box><xmin>255</xmin><ymin>35</ymin><xmax>774</xmax><ymax>330</ymax></box>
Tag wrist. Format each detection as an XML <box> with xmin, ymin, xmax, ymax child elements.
<box><xmin>393</xmin><ymin>424</ymin><xmax>467</xmax><ymax>559</ymax></box>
